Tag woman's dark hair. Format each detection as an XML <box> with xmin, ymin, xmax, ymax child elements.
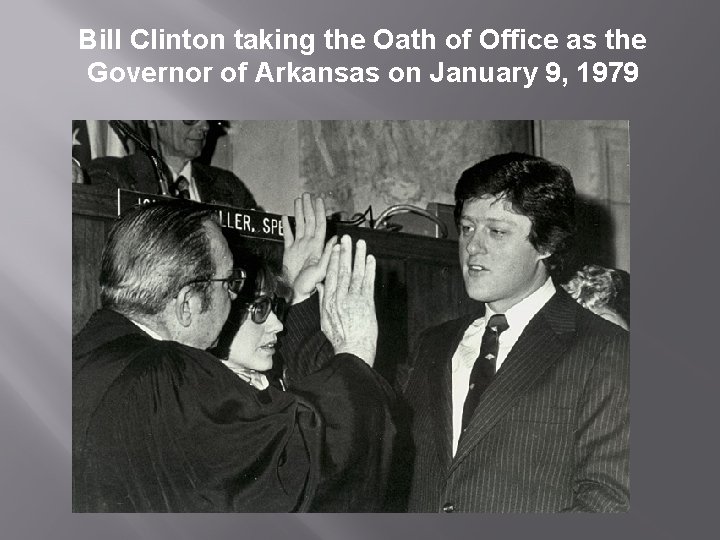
<box><xmin>454</xmin><ymin>152</ymin><xmax>576</xmax><ymax>277</ymax></box>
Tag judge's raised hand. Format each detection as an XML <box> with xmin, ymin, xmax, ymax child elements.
<box><xmin>320</xmin><ymin>235</ymin><xmax>377</xmax><ymax>367</ymax></box>
<box><xmin>282</xmin><ymin>193</ymin><xmax>335</xmax><ymax>304</ymax></box>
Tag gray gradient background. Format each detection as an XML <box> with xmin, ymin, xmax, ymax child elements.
<box><xmin>2</xmin><ymin>0</ymin><xmax>717</xmax><ymax>537</ymax></box>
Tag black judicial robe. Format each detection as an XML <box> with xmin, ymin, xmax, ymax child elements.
<box><xmin>72</xmin><ymin>300</ymin><xmax>395</xmax><ymax>512</ymax></box>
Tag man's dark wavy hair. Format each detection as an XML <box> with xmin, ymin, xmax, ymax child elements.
<box><xmin>454</xmin><ymin>152</ymin><xmax>576</xmax><ymax>277</ymax></box>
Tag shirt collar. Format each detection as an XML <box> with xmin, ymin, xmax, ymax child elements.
<box><xmin>165</xmin><ymin>160</ymin><xmax>193</xmax><ymax>181</ymax></box>
<box><xmin>222</xmin><ymin>362</ymin><xmax>270</xmax><ymax>390</ymax></box>
<box><xmin>179</xmin><ymin>161</ymin><xmax>193</xmax><ymax>180</ymax></box>
<box><xmin>130</xmin><ymin>319</ymin><xmax>164</xmax><ymax>340</ymax></box>
<box><xmin>486</xmin><ymin>277</ymin><xmax>556</xmax><ymax>330</ymax></box>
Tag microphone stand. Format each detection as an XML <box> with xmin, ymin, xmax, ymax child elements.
<box><xmin>109</xmin><ymin>120</ymin><xmax>170</xmax><ymax>196</ymax></box>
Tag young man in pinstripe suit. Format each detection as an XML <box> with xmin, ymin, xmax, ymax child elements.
<box><xmin>402</xmin><ymin>153</ymin><xmax>629</xmax><ymax>512</ymax></box>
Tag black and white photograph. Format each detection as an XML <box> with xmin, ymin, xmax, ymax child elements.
<box><xmin>4</xmin><ymin>0</ymin><xmax>720</xmax><ymax>536</ymax></box>
<box><xmin>72</xmin><ymin>120</ymin><xmax>630</xmax><ymax>512</ymax></box>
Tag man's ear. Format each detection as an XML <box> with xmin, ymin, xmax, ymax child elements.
<box><xmin>173</xmin><ymin>285</ymin><xmax>202</xmax><ymax>328</ymax></box>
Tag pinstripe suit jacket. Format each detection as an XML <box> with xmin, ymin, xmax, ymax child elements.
<box><xmin>402</xmin><ymin>289</ymin><xmax>629</xmax><ymax>512</ymax></box>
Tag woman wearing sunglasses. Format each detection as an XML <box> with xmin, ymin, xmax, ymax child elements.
<box><xmin>212</xmin><ymin>252</ymin><xmax>290</xmax><ymax>390</ymax></box>
<box><xmin>207</xmin><ymin>194</ymin><xmax>396</xmax><ymax>512</ymax></box>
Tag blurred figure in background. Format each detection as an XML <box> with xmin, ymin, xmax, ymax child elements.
<box><xmin>86</xmin><ymin>120</ymin><xmax>258</xmax><ymax>209</ymax></box>
<box><xmin>563</xmin><ymin>264</ymin><xmax>630</xmax><ymax>330</ymax></box>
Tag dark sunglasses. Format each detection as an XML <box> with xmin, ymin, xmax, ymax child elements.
<box><xmin>244</xmin><ymin>295</ymin><xmax>287</xmax><ymax>324</ymax></box>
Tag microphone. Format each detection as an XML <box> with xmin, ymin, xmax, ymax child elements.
<box><xmin>108</xmin><ymin>120</ymin><xmax>170</xmax><ymax>196</ymax></box>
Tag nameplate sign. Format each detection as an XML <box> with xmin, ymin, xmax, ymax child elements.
<box><xmin>117</xmin><ymin>189</ymin><xmax>286</xmax><ymax>242</ymax></box>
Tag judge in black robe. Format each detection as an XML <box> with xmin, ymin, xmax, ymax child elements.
<box><xmin>72</xmin><ymin>295</ymin><xmax>396</xmax><ymax>512</ymax></box>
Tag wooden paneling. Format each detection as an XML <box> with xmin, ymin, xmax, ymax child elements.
<box><xmin>72</xmin><ymin>186</ymin><xmax>116</xmax><ymax>334</ymax></box>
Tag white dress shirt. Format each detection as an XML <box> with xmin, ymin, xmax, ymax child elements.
<box><xmin>451</xmin><ymin>277</ymin><xmax>556</xmax><ymax>454</ymax></box>
<box><xmin>222</xmin><ymin>362</ymin><xmax>270</xmax><ymax>390</ymax></box>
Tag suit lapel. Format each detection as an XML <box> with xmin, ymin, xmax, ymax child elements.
<box><xmin>451</xmin><ymin>290</ymin><xmax>577</xmax><ymax>470</ymax></box>
<box><xmin>192</xmin><ymin>162</ymin><xmax>210</xmax><ymax>202</ymax></box>
<box><xmin>129</xmin><ymin>152</ymin><xmax>161</xmax><ymax>194</ymax></box>
<box><xmin>427</xmin><ymin>315</ymin><xmax>479</xmax><ymax>471</ymax></box>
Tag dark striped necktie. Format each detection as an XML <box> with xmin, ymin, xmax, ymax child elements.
<box><xmin>461</xmin><ymin>313</ymin><xmax>509</xmax><ymax>432</ymax></box>
<box><xmin>171</xmin><ymin>175</ymin><xmax>191</xmax><ymax>199</ymax></box>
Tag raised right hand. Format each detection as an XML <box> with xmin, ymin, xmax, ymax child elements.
<box><xmin>320</xmin><ymin>235</ymin><xmax>378</xmax><ymax>367</ymax></box>
<box><xmin>282</xmin><ymin>193</ymin><xmax>335</xmax><ymax>304</ymax></box>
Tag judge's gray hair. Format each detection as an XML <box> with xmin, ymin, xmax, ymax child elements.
<box><xmin>100</xmin><ymin>201</ymin><xmax>216</xmax><ymax>316</ymax></box>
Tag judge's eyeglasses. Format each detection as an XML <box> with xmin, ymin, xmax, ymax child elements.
<box><xmin>184</xmin><ymin>268</ymin><xmax>246</xmax><ymax>297</ymax></box>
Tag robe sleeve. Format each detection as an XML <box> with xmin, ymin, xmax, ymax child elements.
<box><xmin>76</xmin><ymin>335</ymin><xmax>396</xmax><ymax>512</ymax></box>
<box><xmin>74</xmin><ymin>303</ymin><xmax>396</xmax><ymax>513</ymax></box>
<box><xmin>75</xmin><ymin>340</ymin><xmax>325</xmax><ymax>512</ymax></box>
<box><xmin>276</xmin><ymin>293</ymin><xmax>336</xmax><ymax>384</ymax></box>
<box><xmin>277</xmin><ymin>295</ymin><xmax>397</xmax><ymax>511</ymax></box>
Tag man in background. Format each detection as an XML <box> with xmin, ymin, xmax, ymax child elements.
<box><xmin>86</xmin><ymin>120</ymin><xmax>258</xmax><ymax>209</ymax></box>
<box><xmin>402</xmin><ymin>153</ymin><xmax>629</xmax><ymax>512</ymax></box>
